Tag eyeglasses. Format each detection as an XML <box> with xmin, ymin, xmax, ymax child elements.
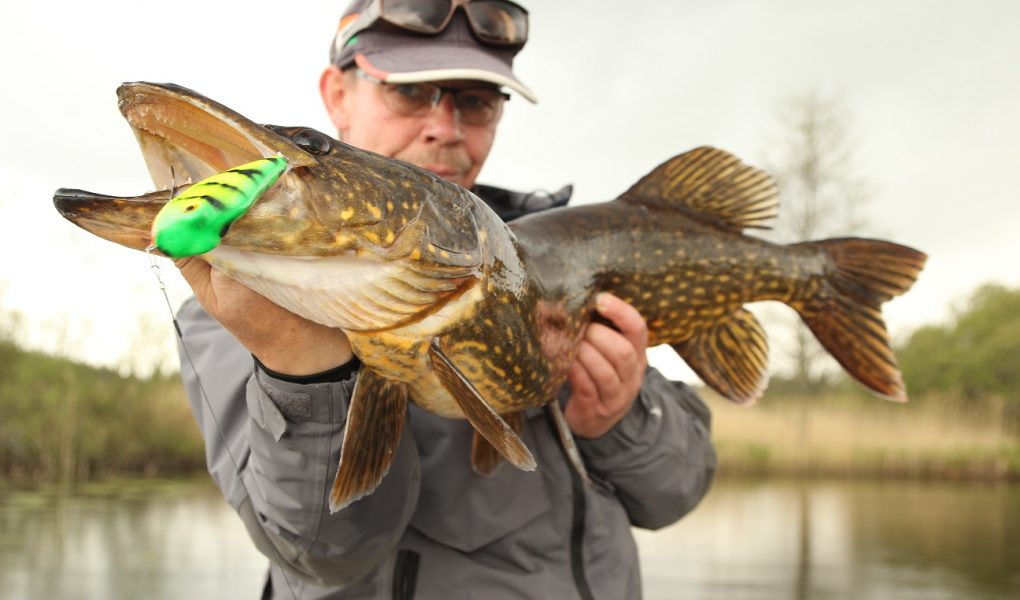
<box><xmin>338</xmin><ymin>0</ymin><xmax>528</xmax><ymax>48</ymax></box>
<box><xmin>357</xmin><ymin>70</ymin><xmax>509</xmax><ymax>126</ymax></box>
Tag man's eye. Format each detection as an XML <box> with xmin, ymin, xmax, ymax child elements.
<box><xmin>394</xmin><ymin>84</ymin><xmax>431</xmax><ymax>102</ymax></box>
<box><xmin>457</xmin><ymin>93</ymin><xmax>491</xmax><ymax>110</ymax></box>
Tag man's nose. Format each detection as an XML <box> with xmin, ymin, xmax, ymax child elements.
<box><xmin>422</xmin><ymin>93</ymin><xmax>464</xmax><ymax>143</ymax></box>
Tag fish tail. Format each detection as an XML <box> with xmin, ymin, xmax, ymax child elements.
<box><xmin>794</xmin><ymin>238</ymin><xmax>927</xmax><ymax>401</ymax></box>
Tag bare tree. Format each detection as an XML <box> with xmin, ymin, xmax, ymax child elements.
<box><xmin>763</xmin><ymin>91</ymin><xmax>871</xmax><ymax>388</ymax></box>
<box><xmin>120</xmin><ymin>311</ymin><xmax>178</xmax><ymax>380</ymax></box>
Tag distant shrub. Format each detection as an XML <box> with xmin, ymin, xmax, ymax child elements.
<box><xmin>0</xmin><ymin>342</ymin><xmax>204</xmax><ymax>486</ymax></box>
<box><xmin>897</xmin><ymin>284</ymin><xmax>1020</xmax><ymax>413</ymax></box>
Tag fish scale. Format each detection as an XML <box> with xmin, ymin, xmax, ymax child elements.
<box><xmin>53</xmin><ymin>82</ymin><xmax>927</xmax><ymax>512</ymax></box>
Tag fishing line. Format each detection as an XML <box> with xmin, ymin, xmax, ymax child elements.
<box><xmin>145</xmin><ymin>248</ymin><xmax>299</xmax><ymax>600</ymax></box>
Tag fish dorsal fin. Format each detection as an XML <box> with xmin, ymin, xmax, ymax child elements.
<box><xmin>429</xmin><ymin>339</ymin><xmax>537</xmax><ymax>472</ymax></box>
<box><xmin>329</xmin><ymin>368</ymin><xmax>408</xmax><ymax>512</ymax></box>
<box><xmin>624</xmin><ymin>146</ymin><xmax>779</xmax><ymax>232</ymax></box>
<box><xmin>671</xmin><ymin>308</ymin><xmax>770</xmax><ymax>405</ymax></box>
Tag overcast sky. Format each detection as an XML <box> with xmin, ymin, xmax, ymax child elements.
<box><xmin>1</xmin><ymin>0</ymin><xmax>1017</xmax><ymax>380</ymax></box>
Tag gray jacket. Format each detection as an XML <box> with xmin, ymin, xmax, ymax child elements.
<box><xmin>176</xmin><ymin>185</ymin><xmax>716</xmax><ymax>599</ymax></box>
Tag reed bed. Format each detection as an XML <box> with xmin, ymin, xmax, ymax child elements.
<box><xmin>706</xmin><ymin>388</ymin><xmax>1019</xmax><ymax>480</ymax></box>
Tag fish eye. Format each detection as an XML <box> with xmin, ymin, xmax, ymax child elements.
<box><xmin>185</xmin><ymin>204</ymin><xmax>197</xmax><ymax>212</ymax></box>
<box><xmin>292</xmin><ymin>128</ymin><xmax>332</xmax><ymax>155</ymax></box>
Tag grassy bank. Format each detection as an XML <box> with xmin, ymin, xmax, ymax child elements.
<box><xmin>0</xmin><ymin>340</ymin><xmax>204</xmax><ymax>487</ymax></box>
<box><xmin>3</xmin><ymin>336</ymin><xmax>1018</xmax><ymax>486</ymax></box>
<box><xmin>706</xmin><ymin>384</ymin><xmax>1020</xmax><ymax>480</ymax></box>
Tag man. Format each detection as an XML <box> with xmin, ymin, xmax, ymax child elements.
<box><xmin>175</xmin><ymin>1</ymin><xmax>716</xmax><ymax>597</ymax></box>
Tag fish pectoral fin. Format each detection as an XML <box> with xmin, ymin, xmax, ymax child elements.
<box><xmin>672</xmin><ymin>308</ymin><xmax>769</xmax><ymax>405</ymax></box>
<box><xmin>429</xmin><ymin>339</ymin><xmax>537</xmax><ymax>472</ymax></box>
<box><xmin>470</xmin><ymin>410</ymin><xmax>523</xmax><ymax>477</ymax></box>
<box><xmin>329</xmin><ymin>368</ymin><xmax>408</xmax><ymax>513</ymax></box>
<box><xmin>623</xmin><ymin>146</ymin><xmax>778</xmax><ymax>232</ymax></box>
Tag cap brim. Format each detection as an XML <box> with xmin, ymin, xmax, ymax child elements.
<box><xmin>354</xmin><ymin>49</ymin><xmax>537</xmax><ymax>104</ymax></box>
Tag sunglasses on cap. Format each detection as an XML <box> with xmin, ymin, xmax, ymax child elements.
<box><xmin>337</xmin><ymin>0</ymin><xmax>529</xmax><ymax>49</ymax></box>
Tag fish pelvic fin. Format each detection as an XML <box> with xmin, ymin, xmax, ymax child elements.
<box><xmin>672</xmin><ymin>308</ymin><xmax>770</xmax><ymax>405</ymax></box>
<box><xmin>623</xmin><ymin>146</ymin><xmax>778</xmax><ymax>232</ymax></box>
<box><xmin>329</xmin><ymin>369</ymin><xmax>408</xmax><ymax>513</ymax></box>
<box><xmin>470</xmin><ymin>411</ymin><xmax>524</xmax><ymax>477</ymax></box>
<box><xmin>429</xmin><ymin>340</ymin><xmax>537</xmax><ymax>472</ymax></box>
<box><xmin>794</xmin><ymin>238</ymin><xmax>927</xmax><ymax>402</ymax></box>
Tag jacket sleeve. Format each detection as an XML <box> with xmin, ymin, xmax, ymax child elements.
<box><xmin>175</xmin><ymin>296</ymin><xmax>420</xmax><ymax>587</ymax></box>
<box><xmin>574</xmin><ymin>367</ymin><xmax>716</xmax><ymax>530</ymax></box>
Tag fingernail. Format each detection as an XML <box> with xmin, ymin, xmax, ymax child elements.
<box><xmin>595</xmin><ymin>293</ymin><xmax>609</xmax><ymax>312</ymax></box>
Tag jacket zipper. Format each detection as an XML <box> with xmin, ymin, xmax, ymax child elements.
<box><xmin>392</xmin><ymin>549</ymin><xmax>420</xmax><ymax>600</ymax></box>
<box><xmin>546</xmin><ymin>409</ymin><xmax>595</xmax><ymax>600</ymax></box>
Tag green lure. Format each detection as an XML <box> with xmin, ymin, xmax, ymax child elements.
<box><xmin>151</xmin><ymin>154</ymin><xmax>288</xmax><ymax>258</ymax></box>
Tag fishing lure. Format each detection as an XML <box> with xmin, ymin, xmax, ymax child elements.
<box><xmin>150</xmin><ymin>154</ymin><xmax>288</xmax><ymax>258</ymax></box>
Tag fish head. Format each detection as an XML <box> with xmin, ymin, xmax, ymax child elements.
<box><xmin>54</xmin><ymin>82</ymin><xmax>495</xmax><ymax>332</ymax></box>
<box><xmin>55</xmin><ymin>82</ymin><xmax>483</xmax><ymax>264</ymax></box>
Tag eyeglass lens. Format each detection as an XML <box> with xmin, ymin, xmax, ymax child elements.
<box><xmin>382</xmin><ymin>82</ymin><xmax>504</xmax><ymax>125</ymax></box>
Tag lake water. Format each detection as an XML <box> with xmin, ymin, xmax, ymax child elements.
<box><xmin>1</xmin><ymin>477</ymin><xmax>1016</xmax><ymax>599</ymax></box>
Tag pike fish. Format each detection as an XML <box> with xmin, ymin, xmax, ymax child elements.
<box><xmin>54</xmin><ymin>83</ymin><xmax>926</xmax><ymax>511</ymax></box>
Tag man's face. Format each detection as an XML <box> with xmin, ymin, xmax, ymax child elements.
<box><xmin>321</xmin><ymin>67</ymin><xmax>501</xmax><ymax>189</ymax></box>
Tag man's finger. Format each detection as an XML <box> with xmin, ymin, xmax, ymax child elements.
<box><xmin>595</xmin><ymin>293</ymin><xmax>649</xmax><ymax>353</ymax></box>
<box><xmin>583</xmin><ymin>323</ymin><xmax>640</xmax><ymax>375</ymax></box>
<box><xmin>567</xmin><ymin>359</ymin><xmax>598</xmax><ymax>403</ymax></box>
<box><xmin>575</xmin><ymin>336</ymin><xmax>623</xmax><ymax>399</ymax></box>
<box><xmin>174</xmin><ymin>256</ymin><xmax>218</xmax><ymax>310</ymax></box>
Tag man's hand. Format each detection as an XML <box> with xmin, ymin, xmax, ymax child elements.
<box><xmin>176</xmin><ymin>257</ymin><xmax>353</xmax><ymax>376</ymax></box>
<box><xmin>564</xmin><ymin>293</ymin><xmax>649</xmax><ymax>439</ymax></box>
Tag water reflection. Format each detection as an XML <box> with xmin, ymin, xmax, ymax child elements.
<box><xmin>636</xmin><ymin>479</ymin><xmax>1020</xmax><ymax>600</ymax></box>
<box><xmin>0</xmin><ymin>479</ymin><xmax>266</xmax><ymax>600</ymax></box>
<box><xmin>1</xmin><ymin>478</ymin><xmax>1017</xmax><ymax>599</ymax></box>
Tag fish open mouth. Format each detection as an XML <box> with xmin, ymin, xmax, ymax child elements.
<box><xmin>116</xmin><ymin>82</ymin><xmax>315</xmax><ymax>190</ymax></box>
<box><xmin>55</xmin><ymin>82</ymin><xmax>318</xmax><ymax>252</ymax></box>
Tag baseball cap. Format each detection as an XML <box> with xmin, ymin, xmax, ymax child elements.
<box><xmin>329</xmin><ymin>0</ymin><xmax>537</xmax><ymax>103</ymax></box>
